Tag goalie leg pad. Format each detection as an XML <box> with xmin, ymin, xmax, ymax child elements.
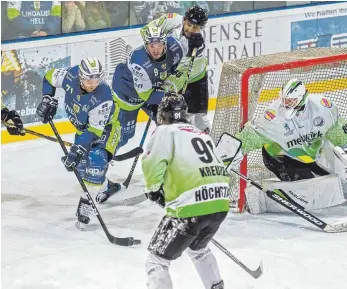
<box><xmin>146</xmin><ymin>253</ymin><xmax>173</xmax><ymax>289</ymax></box>
<box><xmin>246</xmin><ymin>175</ymin><xmax>345</xmax><ymax>214</ymax></box>
<box><xmin>187</xmin><ymin>246</ymin><xmax>223</xmax><ymax>289</ymax></box>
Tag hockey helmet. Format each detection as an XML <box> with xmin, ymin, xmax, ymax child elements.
<box><xmin>79</xmin><ymin>57</ymin><xmax>104</xmax><ymax>82</ymax></box>
<box><xmin>143</xmin><ymin>27</ymin><xmax>167</xmax><ymax>60</ymax></box>
<box><xmin>184</xmin><ymin>5</ymin><xmax>208</xmax><ymax>27</ymax></box>
<box><xmin>157</xmin><ymin>92</ymin><xmax>189</xmax><ymax>125</ymax></box>
<box><xmin>280</xmin><ymin>79</ymin><xmax>308</xmax><ymax>119</ymax></box>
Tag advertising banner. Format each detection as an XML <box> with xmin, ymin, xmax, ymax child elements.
<box><xmin>2</xmin><ymin>3</ymin><xmax>346</xmax><ymax>129</ymax></box>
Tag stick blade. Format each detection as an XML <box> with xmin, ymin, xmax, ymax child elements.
<box><xmin>123</xmin><ymin>193</ymin><xmax>148</xmax><ymax>206</ymax></box>
<box><xmin>114</xmin><ymin>147</ymin><xmax>144</xmax><ymax>161</ymax></box>
<box><xmin>109</xmin><ymin>236</ymin><xmax>142</xmax><ymax>246</ymax></box>
<box><xmin>250</xmin><ymin>261</ymin><xmax>263</xmax><ymax>279</ymax></box>
<box><xmin>324</xmin><ymin>222</ymin><xmax>347</xmax><ymax>233</ymax></box>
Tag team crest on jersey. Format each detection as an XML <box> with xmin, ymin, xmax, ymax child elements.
<box><xmin>264</xmin><ymin>109</ymin><xmax>276</xmax><ymax>121</ymax></box>
<box><xmin>161</xmin><ymin>63</ymin><xmax>166</xmax><ymax>69</ymax></box>
<box><xmin>73</xmin><ymin>104</ymin><xmax>80</xmax><ymax>114</ymax></box>
<box><xmin>313</xmin><ymin>116</ymin><xmax>325</xmax><ymax>127</ymax></box>
<box><xmin>160</xmin><ymin>71</ymin><xmax>168</xmax><ymax>80</ymax></box>
<box><xmin>320</xmin><ymin>98</ymin><xmax>332</xmax><ymax>108</ymax></box>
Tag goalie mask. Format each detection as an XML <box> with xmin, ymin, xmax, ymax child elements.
<box><xmin>280</xmin><ymin>79</ymin><xmax>308</xmax><ymax>119</ymax></box>
<box><xmin>157</xmin><ymin>93</ymin><xmax>189</xmax><ymax>125</ymax></box>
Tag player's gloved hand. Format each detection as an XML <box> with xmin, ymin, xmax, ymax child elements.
<box><xmin>36</xmin><ymin>95</ymin><xmax>58</xmax><ymax>124</ymax></box>
<box><xmin>61</xmin><ymin>144</ymin><xmax>86</xmax><ymax>172</ymax></box>
<box><xmin>187</xmin><ymin>33</ymin><xmax>205</xmax><ymax>56</ymax></box>
<box><xmin>147</xmin><ymin>104</ymin><xmax>158</xmax><ymax>121</ymax></box>
<box><xmin>147</xmin><ymin>188</ymin><xmax>165</xmax><ymax>208</ymax></box>
<box><xmin>1</xmin><ymin>108</ymin><xmax>25</xmax><ymax>136</ymax></box>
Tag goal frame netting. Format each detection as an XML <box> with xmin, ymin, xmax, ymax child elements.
<box><xmin>211</xmin><ymin>47</ymin><xmax>347</xmax><ymax>212</ymax></box>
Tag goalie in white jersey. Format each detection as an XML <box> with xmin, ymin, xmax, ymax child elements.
<box><xmin>228</xmin><ymin>79</ymin><xmax>347</xmax><ymax>213</ymax></box>
<box><xmin>142</xmin><ymin>93</ymin><xmax>229</xmax><ymax>289</ymax></box>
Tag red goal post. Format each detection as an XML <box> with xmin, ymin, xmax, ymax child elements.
<box><xmin>211</xmin><ymin>47</ymin><xmax>347</xmax><ymax>212</ymax></box>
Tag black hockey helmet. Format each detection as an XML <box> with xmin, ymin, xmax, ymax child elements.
<box><xmin>184</xmin><ymin>5</ymin><xmax>208</xmax><ymax>27</ymax></box>
<box><xmin>157</xmin><ymin>93</ymin><xmax>189</xmax><ymax>125</ymax></box>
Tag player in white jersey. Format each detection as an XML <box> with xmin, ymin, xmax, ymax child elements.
<box><xmin>226</xmin><ymin>79</ymin><xmax>347</xmax><ymax>213</ymax></box>
<box><xmin>141</xmin><ymin>6</ymin><xmax>211</xmax><ymax>132</ymax></box>
<box><xmin>143</xmin><ymin>93</ymin><xmax>229</xmax><ymax>289</ymax></box>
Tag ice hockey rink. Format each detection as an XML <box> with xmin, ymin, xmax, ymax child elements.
<box><xmin>2</xmin><ymin>119</ymin><xmax>347</xmax><ymax>289</ymax></box>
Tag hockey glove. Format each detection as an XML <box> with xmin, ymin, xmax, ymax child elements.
<box><xmin>147</xmin><ymin>188</ymin><xmax>165</xmax><ymax>208</ymax></box>
<box><xmin>1</xmin><ymin>108</ymin><xmax>25</xmax><ymax>136</ymax></box>
<box><xmin>187</xmin><ymin>33</ymin><xmax>205</xmax><ymax>56</ymax></box>
<box><xmin>61</xmin><ymin>144</ymin><xmax>86</xmax><ymax>172</ymax></box>
<box><xmin>37</xmin><ymin>95</ymin><xmax>58</xmax><ymax>124</ymax></box>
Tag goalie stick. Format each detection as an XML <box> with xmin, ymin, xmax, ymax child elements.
<box><xmin>211</xmin><ymin>239</ymin><xmax>263</xmax><ymax>279</ymax></box>
<box><xmin>2</xmin><ymin>121</ymin><xmax>142</xmax><ymax>162</ymax></box>
<box><xmin>48</xmin><ymin>119</ymin><xmax>141</xmax><ymax>246</ymax></box>
<box><xmin>229</xmin><ymin>167</ymin><xmax>347</xmax><ymax>233</ymax></box>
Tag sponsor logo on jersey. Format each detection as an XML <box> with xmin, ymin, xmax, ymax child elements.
<box><xmin>73</xmin><ymin>103</ymin><xmax>80</xmax><ymax>113</ymax></box>
<box><xmin>82</xmin><ymin>105</ymin><xmax>89</xmax><ymax>112</ymax></box>
<box><xmin>313</xmin><ymin>116</ymin><xmax>325</xmax><ymax>127</ymax></box>
<box><xmin>143</xmin><ymin>60</ymin><xmax>152</xmax><ymax>69</ymax></box>
<box><xmin>167</xmin><ymin>13</ymin><xmax>175</xmax><ymax>18</ymax></box>
<box><xmin>195</xmin><ymin>186</ymin><xmax>230</xmax><ymax>202</ymax></box>
<box><xmin>173</xmin><ymin>53</ymin><xmax>180</xmax><ymax>65</ymax></box>
<box><xmin>320</xmin><ymin>98</ymin><xmax>332</xmax><ymax>108</ymax></box>
<box><xmin>160</xmin><ymin>71</ymin><xmax>168</xmax><ymax>80</ymax></box>
<box><xmin>284</xmin><ymin>123</ymin><xmax>294</xmax><ymax>136</ymax></box>
<box><xmin>169</xmin><ymin>42</ymin><xmax>180</xmax><ymax>52</ymax></box>
<box><xmin>264</xmin><ymin>109</ymin><xmax>276</xmax><ymax>121</ymax></box>
<box><xmin>286</xmin><ymin>131</ymin><xmax>323</xmax><ymax>148</ymax></box>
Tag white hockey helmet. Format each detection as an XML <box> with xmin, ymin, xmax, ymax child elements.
<box><xmin>79</xmin><ymin>57</ymin><xmax>104</xmax><ymax>82</ymax></box>
<box><xmin>280</xmin><ymin>79</ymin><xmax>308</xmax><ymax>119</ymax></box>
<box><xmin>143</xmin><ymin>26</ymin><xmax>167</xmax><ymax>59</ymax></box>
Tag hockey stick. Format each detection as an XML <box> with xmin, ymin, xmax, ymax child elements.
<box><xmin>2</xmin><ymin>121</ymin><xmax>72</xmax><ymax>147</ymax></box>
<box><xmin>211</xmin><ymin>239</ymin><xmax>263</xmax><ymax>279</ymax></box>
<box><xmin>229</xmin><ymin>167</ymin><xmax>347</xmax><ymax>233</ymax></box>
<box><xmin>48</xmin><ymin>119</ymin><xmax>141</xmax><ymax>246</ymax></box>
<box><xmin>2</xmin><ymin>121</ymin><xmax>142</xmax><ymax>161</ymax></box>
<box><xmin>123</xmin><ymin>116</ymin><xmax>152</xmax><ymax>188</ymax></box>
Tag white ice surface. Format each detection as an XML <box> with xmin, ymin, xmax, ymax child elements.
<box><xmin>1</xmin><ymin>119</ymin><xmax>347</xmax><ymax>289</ymax></box>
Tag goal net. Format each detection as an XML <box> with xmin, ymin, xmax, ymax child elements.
<box><xmin>211</xmin><ymin>47</ymin><xmax>347</xmax><ymax>212</ymax></box>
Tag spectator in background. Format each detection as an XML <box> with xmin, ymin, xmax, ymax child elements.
<box><xmin>152</xmin><ymin>1</ymin><xmax>185</xmax><ymax>19</ymax></box>
<box><xmin>62</xmin><ymin>1</ymin><xmax>85</xmax><ymax>33</ymax></box>
<box><xmin>7</xmin><ymin>1</ymin><xmax>61</xmax><ymax>39</ymax></box>
<box><xmin>130</xmin><ymin>1</ymin><xmax>153</xmax><ymax>24</ymax></box>
<box><xmin>77</xmin><ymin>1</ymin><xmax>111</xmax><ymax>30</ymax></box>
<box><xmin>253</xmin><ymin>1</ymin><xmax>286</xmax><ymax>10</ymax></box>
<box><xmin>2</xmin><ymin>2</ymin><xmax>12</xmax><ymax>40</ymax></box>
<box><xmin>105</xmin><ymin>1</ymin><xmax>129</xmax><ymax>27</ymax></box>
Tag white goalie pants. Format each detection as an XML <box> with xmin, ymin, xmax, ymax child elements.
<box><xmin>146</xmin><ymin>246</ymin><xmax>221</xmax><ymax>289</ymax></box>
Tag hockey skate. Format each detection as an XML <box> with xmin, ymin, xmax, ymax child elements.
<box><xmin>75</xmin><ymin>197</ymin><xmax>92</xmax><ymax>230</ymax></box>
<box><xmin>95</xmin><ymin>180</ymin><xmax>125</xmax><ymax>204</ymax></box>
